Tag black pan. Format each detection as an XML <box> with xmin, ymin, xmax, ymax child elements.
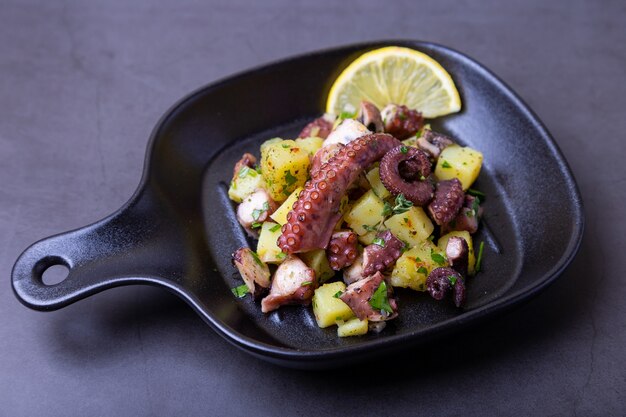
<box><xmin>11</xmin><ymin>41</ymin><xmax>584</xmax><ymax>368</ymax></box>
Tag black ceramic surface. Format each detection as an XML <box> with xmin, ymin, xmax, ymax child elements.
<box><xmin>11</xmin><ymin>41</ymin><xmax>583</xmax><ymax>368</ymax></box>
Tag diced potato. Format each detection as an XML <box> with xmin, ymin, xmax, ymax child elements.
<box><xmin>300</xmin><ymin>249</ymin><xmax>335</xmax><ymax>283</ymax></box>
<box><xmin>438</xmin><ymin>231</ymin><xmax>476</xmax><ymax>275</ymax></box>
<box><xmin>358</xmin><ymin>230</ymin><xmax>378</xmax><ymax>245</ymax></box>
<box><xmin>344</xmin><ymin>190</ymin><xmax>386</xmax><ymax>236</ymax></box>
<box><xmin>270</xmin><ymin>187</ymin><xmax>302</xmax><ymax>225</ymax></box>
<box><xmin>435</xmin><ymin>145</ymin><xmax>483</xmax><ymax>190</ymax></box>
<box><xmin>312</xmin><ymin>282</ymin><xmax>354</xmax><ymax>328</ymax></box>
<box><xmin>337</xmin><ymin>317</ymin><xmax>368</xmax><ymax>337</ymax></box>
<box><xmin>366</xmin><ymin>167</ymin><xmax>391</xmax><ymax>199</ymax></box>
<box><xmin>256</xmin><ymin>222</ymin><xmax>286</xmax><ymax>264</ymax></box>
<box><xmin>384</xmin><ymin>206</ymin><xmax>434</xmax><ymax>248</ymax></box>
<box><xmin>390</xmin><ymin>241</ymin><xmax>448</xmax><ymax>291</ymax></box>
<box><xmin>295</xmin><ymin>137</ymin><xmax>324</xmax><ymax>158</ymax></box>
<box><xmin>227</xmin><ymin>169</ymin><xmax>264</xmax><ymax>203</ymax></box>
<box><xmin>260</xmin><ymin>137</ymin><xmax>283</xmax><ymax>153</ymax></box>
<box><xmin>260</xmin><ymin>139</ymin><xmax>310</xmax><ymax>202</ymax></box>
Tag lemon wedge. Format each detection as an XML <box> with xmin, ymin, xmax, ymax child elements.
<box><xmin>326</xmin><ymin>46</ymin><xmax>461</xmax><ymax>119</ymax></box>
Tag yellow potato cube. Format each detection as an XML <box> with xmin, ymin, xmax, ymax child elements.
<box><xmin>227</xmin><ymin>169</ymin><xmax>264</xmax><ymax>203</ymax></box>
<box><xmin>337</xmin><ymin>317</ymin><xmax>368</xmax><ymax>337</ymax></box>
<box><xmin>384</xmin><ymin>206</ymin><xmax>434</xmax><ymax>248</ymax></box>
<box><xmin>358</xmin><ymin>231</ymin><xmax>378</xmax><ymax>245</ymax></box>
<box><xmin>390</xmin><ymin>241</ymin><xmax>447</xmax><ymax>291</ymax></box>
<box><xmin>295</xmin><ymin>137</ymin><xmax>324</xmax><ymax>158</ymax></box>
<box><xmin>270</xmin><ymin>187</ymin><xmax>302</xmax><ymax>225</ymax></box>
<box><xmin>366</xmin><ymin>167</ymin><xmax>391</xmax><ymax>199</ymax></box>
<box><xmin>438</xmin><ymin>231</ymin><xmax>476</xmax><ymax>275</ymax></box>
<box><xmin>256</xmin><ymin>222</ymin><xmax>286</xmax><ymax>264</ymax></box>
<box><xmin>300</xmin><ymin>249</ymin><xmax>335</xmax><ymax>283</ymax></box>
<box><xmin>435</xmin><ymin>145</ymin><xmax>483</xmax><ymax>190</ymax></box>
<box><xmin>260</xmin><ymin>139</ymin><xmax>310</xmax><ymax>202</ymax></box>
<box><xmin>312</xmin><ymin>282</ymin><xmax>354</xmax><ymax>328</ymax></box>
<box><xmin>344</xmin><ymin>190</ymin><xmax>386</xmax><ymax>236</ymax></box>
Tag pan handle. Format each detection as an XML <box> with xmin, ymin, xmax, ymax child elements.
<box><xmin>11</xmin><ymin>190</ymin><xmax>170</xmax><ymax>311</ymax></box>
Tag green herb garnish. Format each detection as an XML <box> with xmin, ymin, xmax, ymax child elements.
<box><xmin>441</xmin><ymin>160</ymin><xmax>452</xmax><ymax>169</ymax></box>
<box><xmin>238</xmin><ymin>166</ymin><xmax>256</xmax><ymax>178</ymax></box>
<box><xmin>417</xmin><ymin>266</ymin><xmax>428</xmax><ymax>275</ymax></box>
<box><xmin>363</xmin><ymin>223</ymin><xmax>380</xmax><ymax>232</ymax></box>
<box><xmin>430</xmin><ymin>249</ymin><xmax>446</xmax><ymax>266</ymax></box>
<box><xmin>251</xmin><ymin>209</ymin><xmax>262</xmax><ymax>221</ymax></box>
<box><xmin>392</xmin><ymin>194</ymin><xmax>413</xmax><ymax>215</ymax></box>
<box><xmin>369</xmin><ymin>281</ymin><xmax>393</xmax><ymax>314</ymax></box>
<box><xmin>400</xmin><ymin>146</ymin><xmax>408</xmax><ymax>154</ymax></box>
<box><xmin>276</xmin><ymin>252</ymin><xmax>287</xmax><ymax>260</ymax></box>
<box><xmin>231</xmin><ymin>284</ymin><xmax>249</xmax><ymax>298</ymax></box>
<box><xmin>382</xmin><ymin>202</ymin><xmax>393</xmax><ymax>217</ymax></box>
<box><xmin>251</xmin><ymin>222</ymin><xmax>262</xmax><ymax>229</ymax></box>
<box><xmin>467</xmin><ymin>188</ymin><xmax>486</xmax><ymax>199</ymax></box>
<box><xmin>333</xmin><ymin>291</ymin><xmax>343</xmax><ymax>298</ymax></box>
<box><xmin>281</xmin><ymin>144</ymin><xmax>291</xmax><ymax>149</ymax></box>
<box><xmin>373</xmin><ymin>237</ymin><xmax>386</xmax><ymax>247</ymax></box>
<box><xmin>339</xmin><ymin>110</ymin><xmax>356</xmax><ymax>120</ymax></box>
<box><xmin>269</xmin><ymin>224</ymin><xmax>281</xmax><ymax>233</ymax></box>
<box><xmin>250</xmin><ymin>251</ymin><xmax>264</xmax><ymax>267</ymax></box>
<box><xmin>284</xmin><ymin>170</ymin><xmax>297</xmax><ymax>187</ymax></box>
<box><xmin>475</xmin><ymin>241</ymin><xmax>485</xmax><ymax>272</ymax></box>
<box><xmin>448</xmin><ymin>275</ymin><xmax>458</xmax><ymax>286</ymax></box>
<box><xmin>301</xmin><ymin>281</ymin><xmax>313</xmax><ymax>286</ymax></box>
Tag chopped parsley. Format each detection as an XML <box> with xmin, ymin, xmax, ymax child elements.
<box><xmin>301</xmin><ymin>281</ymin><xmax>313</xmax><ymax>286</ymax></box>
<box><xmin>430</xmin><ymin>249</ymin><xmax>446</xmax><ymax>266</ymax></box>
<box><xmin>369</xmin><ymin>281</ymin><xmax>393</xmax><ymax>314</ymax></box>
<box><xmin>339</xmin><ymin>110</ymin><xmax>356</xmax><ymax>120</ymax></box>
<box><xmin>251</xmin><ymin>222</ymin><xmax>262</xmax><ymax>229</ymax></box>
<box><xmin>238</xmin><ymin>166</ymin><xmax>257</xmax><ymax>178</ymax></box>
<box><xmin>333</xmin><ymin>291</ymin><xmax>343</xmax><ymax>298</ymax></box>
<box><xmin>467</xmin><ymin>188</ymin><xmax>486</xmax><ymax>199</ymax></box>
<box><xmin>251</xmin><ymin>209</ymin><xmax>263</xmax><ymax>221</ymax></box>
<box><xmin>276</xmin><ymin>252</ymin><xmax>287</xmax><ymax>260</ymax></box>
<box><xmin>392</xmin><ymin>194</ymin><xmax>413</xmax><ymax>215</ymax></box>
<box><xmin>417</xmin><ymin>266</ymin><xmax>428</xmax><ymax>275</ymax></box>
<box><xmin>475</xmin><ymin>241</ymin><xmax>485</xmax><ymax>272</ymax></box>
<box><xmin>281</xmin><ymin>144</ymin><xmax>291</xmax><ymax>148</ymax></box>
<box><xmin>400</xmin><ymin>146</ymin><xmax>408</xmax><ymax>154</ymax></box>
<box><xmin>373</xmin><ymin>237</ymin><xmax>386</xmax><ymax>247</ymax></box>
<box><xmin>382</xmin><ymin>202</ymin><xmax>393</xmax><ymax>217</ymax></box>
<box><xmin>441</xmin><ymin>160</ymin><xmax>452</xmax><ymax>169</ymax></box>
<box><xmin>284</xmin><ymin>170</ymin><xmax>298</xmax><ymax>187</ymax></box>
<box><xmin>250</xmin><ymin>251</ymin><xmax>264</xmax><ymax>267</ymax></box>
<box><xmin>363</xmin><ymin>223</ymin><xmax>380</xmax><ymax>232</ymax></box>
<box><xmin>448</xmin><ymin>275</ymin><xmax>458</xmax><ymax>286</ymax></box>
<box><xmin>231</xmin><ymin>284</ymin><xmax>249</xmax><ymax>298</ymax></box>
<box><xmin>255</xmin><ymin>165</ymin><xmax>262</xmax><ymax>175</ymax></box>
<box><xmin>269</xmin><ymin>224</ymin><xmax>281</xmax><ymax>233</ymax></box>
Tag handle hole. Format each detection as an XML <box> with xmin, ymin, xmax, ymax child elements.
<box><xmin>42</xmin><ymin>264</ymin><xmax>70</xmax><ymax>286</ymax></box>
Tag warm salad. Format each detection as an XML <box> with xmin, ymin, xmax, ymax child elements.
<box><xmin>228</xmin><ymin>47</ymin><xmax>486</xmax><ymax>337</ymax></box>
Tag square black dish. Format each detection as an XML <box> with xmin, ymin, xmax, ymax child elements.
<box><xmin>12</xmin><ymin>40</ymin><xmax>583</xmax><ymax>368</ymax></box>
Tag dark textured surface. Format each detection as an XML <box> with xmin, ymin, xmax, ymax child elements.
<box><xmin>1</xmin><ymin>0</ymin><xmax>624</xmax><ymax>415</ymax></box>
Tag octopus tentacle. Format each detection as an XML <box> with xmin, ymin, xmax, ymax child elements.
<box><xmin>426</xmin><ymin>267</ymin><xmax>466</xmax><ymax>308</ymax></box>
<box><xmin>427</xmin><ymin>179</ymin><xmax>465</xmax><ymax>225</ymax></box>
<box><xmin>278</xmin><ymin>133</ymin><xmax>402</xmax><ymax>254</ymax></box>
<box><xmin>362</xmin><ymin>230</ymin><xmax>404</xmax><ymax>277</ymax></box>
<box><xmin>379</xmin><ymin>145</ymin><xmax>434</xmax><ymax>206</ymax></box>
<box><xmin>327</xmin><ymin>231</ymin><xmax>359</xmax><ymax>270</ymax></box>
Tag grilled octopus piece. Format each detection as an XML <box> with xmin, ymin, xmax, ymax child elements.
<box><xmin>232</xmin><ymin>248</ymin><xmax>270</xmax><ymax>298</ymax></box>
<box><xmin>261</xmin><ymin>255</ymin><xmax>316</xmax><ymax>313</ymax></box>
<box><xmin>298</xmin><ymin>113</ymin><xmax>335</xmax><ymax>139</ymax></box>
<box><xmin>427</xmin><ymin>178</ymin><xmax>465</xmax><ymax>225</ymax></box>
<box><xmin>381</xmin><ymin>104</ymin><xmax>424</xmax><ymax>139</ymax></box>
<box><xmin>340</xmin><ymin>272</ymin><xmax>398</xmax><ymax>322</ymax></box>
<box><xmin>379</xmin><ymin>145</ymin><xmax>434</xmax><ymax>206</ymax></box>
<box><xmin>362</xmin><ymin>230</ymin><xmax>405</xmax><ymax>277</ymax></box>
<box><xmin>442</xmin><ymin>195</ymin><xmax>483</xmax><ymax>234</ymax></box>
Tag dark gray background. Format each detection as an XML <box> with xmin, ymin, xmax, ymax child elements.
<box><xmin>1</xmin><ymin>0</ymin><xmax>624</xmax><ymax>416</ymax></box>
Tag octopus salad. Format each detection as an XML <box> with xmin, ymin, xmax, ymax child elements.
<box><xmin>228</xmin><ymin>56</ymin><xmax>486</xmax><ymax>337</ymax></box>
